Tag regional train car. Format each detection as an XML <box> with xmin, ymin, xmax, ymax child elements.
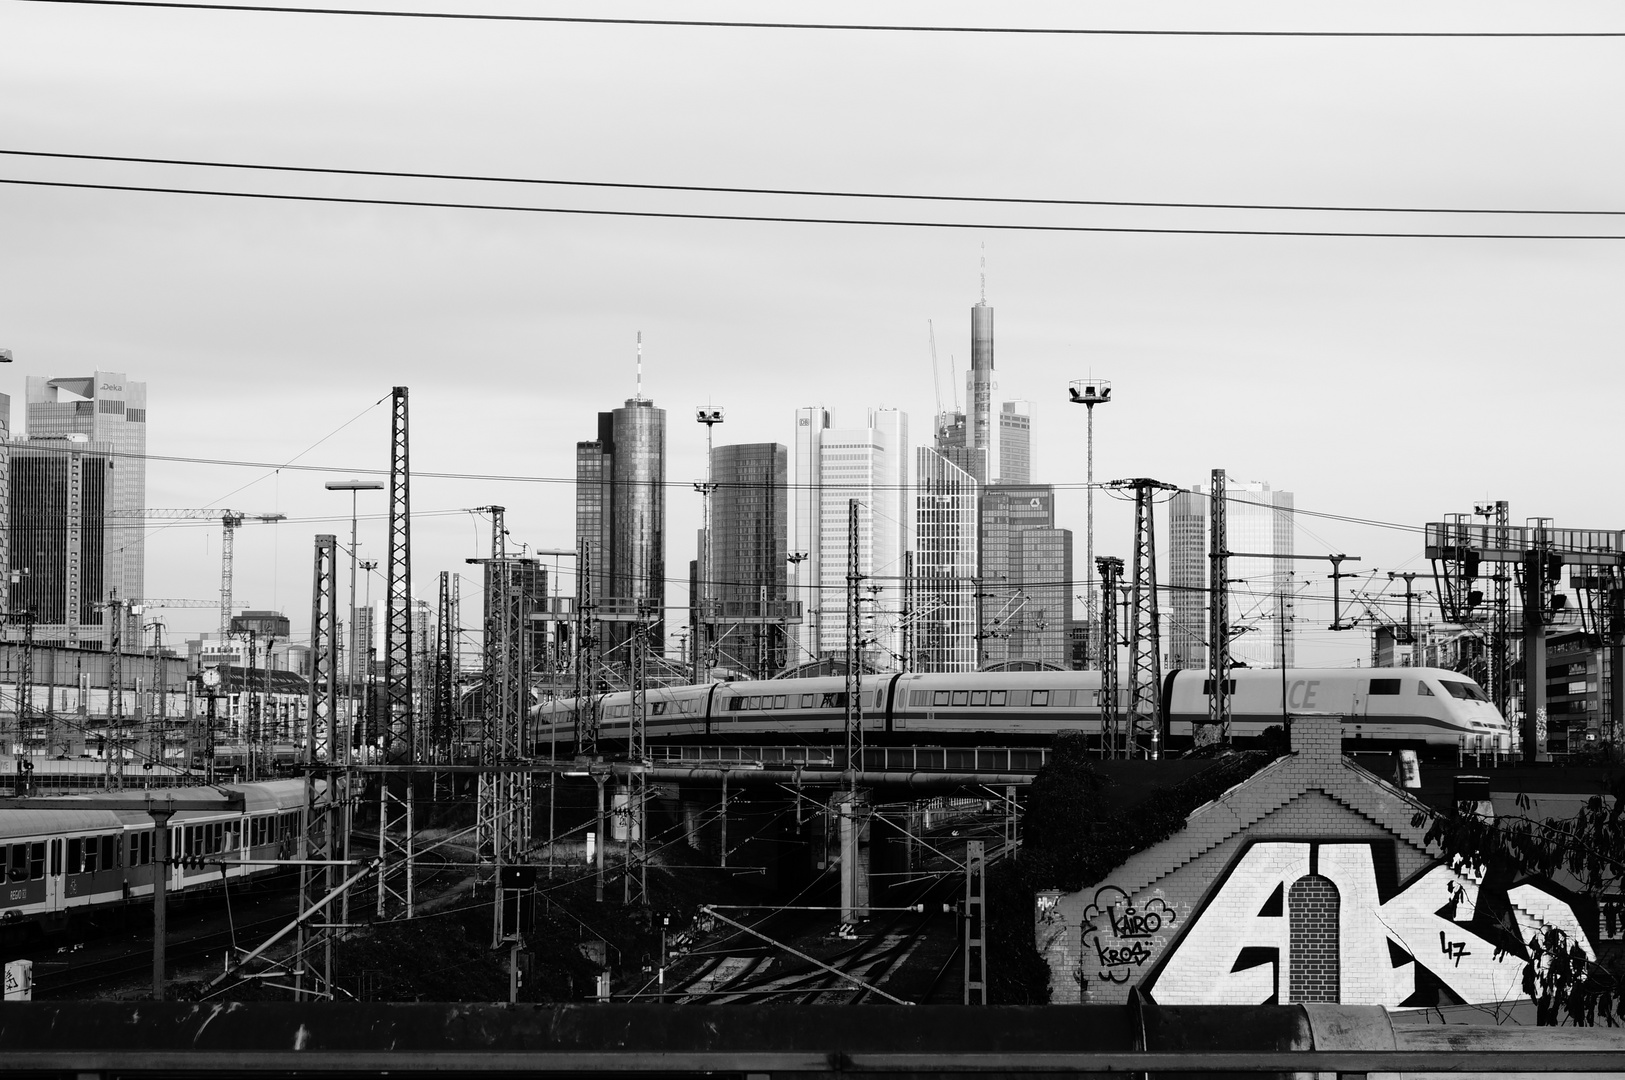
<box><xmin>0</xmin><ymin>779</ymin><xmax>314</xmax><ymax>930</ymax></box>
<box><xmin>532</xmin><ymin>666</ymin><xmax>1509</xmax><ymax>755</ymax></box>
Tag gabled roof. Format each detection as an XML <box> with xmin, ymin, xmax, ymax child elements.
<box><xmin>1104</xmin><ymin>718</ymin><xmax>1438</xmax><ymax>898</ymax></box>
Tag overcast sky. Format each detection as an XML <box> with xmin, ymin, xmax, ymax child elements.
<box><xmin>3</xmin><ymin>0</ymin><xmax>1623</xmax><ymax>667</ymax></box>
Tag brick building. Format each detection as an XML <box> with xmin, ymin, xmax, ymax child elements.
<box><xmin>1036</xmin><ymin>717</ymin><xmax>1597</xmax><ymax>1009</ymax></box>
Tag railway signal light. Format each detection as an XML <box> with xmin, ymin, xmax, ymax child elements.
<box><xmin>499</xmin><ymin>865</ymin><xmax>537</xmax><ymax>888</ymax></box>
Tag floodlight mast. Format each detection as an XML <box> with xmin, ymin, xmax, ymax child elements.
<box><xmin>695</xmin><ymin>406</ymin><xmax>724</xmax><ymax>677</ymax></box>
<box><xmin>325</xmin><ymin>480</ymin><xmax>385</xmax><ymax>762</ymax></box>
<box><xmin>1067</xmin><ymin>379</ymin><xmax>1112</xmax><ymax>668</ymax></box>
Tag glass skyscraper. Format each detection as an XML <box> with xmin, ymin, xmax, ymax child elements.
<box><xmin>700</xmin><ymin>442</ymin><xmax>788</xmax><ymax>677</ymax></box>
<box><xmin>575</xmin><ymin>396</ymin><xmax>667</xmax><ymax>654</ymax></box>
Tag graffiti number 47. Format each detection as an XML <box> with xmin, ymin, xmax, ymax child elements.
<box><xmin>1440</xmin><ymin>932</ymin><xmax>1471</xmax><ymax>966</ymax></box>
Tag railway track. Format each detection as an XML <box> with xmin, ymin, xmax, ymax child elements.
<box><xmin>664</xmin><ymin>819</ymin><xmax>1008</xmax><ymax>1005</ymax></box>
<box><xmin>34</xmin><ymin>913</ymin><xmax>297</xmax><ymax>999</ymax></box>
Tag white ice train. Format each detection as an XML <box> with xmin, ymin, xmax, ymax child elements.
<box><xmin>533</xmin><ymin>667</ymin><xmax>1510</xmax><ymax>753</ymax></box>
<box><xmin>0</xmin><ymin>779</ymin><xmax>311</xmax><ymax>929</ymax></box>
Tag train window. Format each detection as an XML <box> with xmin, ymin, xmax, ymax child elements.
<box><xmin>103</xmin><ymin>835</ymin><xmax>117</xmax><ymax>870</ymax></box>
<box><xmin>801</xmin><ymin>694</ymin><xmax>815</xmax><ymax>708</ymax></box>
<box><xmin>750</xmin><ymin>696</ymin><xmax>764</xmax><ymax>710</ymax></box>
<box><xmin>951</xmin><ymin>691</ymin><xmax>969</xmax><ymax>706</ymax></box>
<box><xmin>8</xmin><ymin>845</ymin><xmax>23</xmax><ymax>881</ymax></box>
<box><xmin>874</xmin><ymin>689</ymin><xmax>884</xmax><ymax>707</ymax></box>
<box><xmin>727</xmin><ymin>697</ymin><xmax>744</xmax><ymax>711</ymax></box>
<box><xmin>1200</xmin><ymin>679</ymin><xmax>1237</xmax><ymax>696</ymax></box>
<box><xmin>67</xmin><ymin>838</ymin><xmax>81</xmax><ymax>874</ymax></box>
<box><xmin>1031</xmin><ymin>690</ymin><xmax>1049</xmax><ymax>706</ymax></box>
<box><xmin>821</xmin><ymin>693</ymin><xmax>847</xmax><ymax>709</ymax></box>
<box><xmin>775</xmin><ymin>695</ymin><xmax>788</xmax><ymax>709</ymax></box>
<box><xmin>1369</xmin><ymin>679</ymin><xmax>1402</xmax><ymax>696</ymax></box>
<box><xmin>970</xmin><ymin>691</ymin><xmax>987</xmax><ymax>706</ymax></box>
<box><xmin>991</xmin><ymin>691</ymin><xmax>1007</xmax><ymax>706</ymax></box>
<box><xmin>652</xmin><ymin>702</ymin><xmax>667</xmax><ymax>716</ymax></box>
<box><xmin>29</xmin><ymin>843</ymin><xmax>43</xmax><ymax>880</ymax></box>
<box><xmin>1418</xmin><ymin>682</ymin><xmax>1435</xmax><ymax>697</ymax></box>
<box><xmin>1050</xmin><ymin>691</ymin><xmax>1074</xmax><ymax>707</ymax></box>
<box><xmin>933</xmin><ymin>691</ymin><xmax>950</xmax><ymax>707</ymax></box>
<box><xmin>1442</xmin><ymin>681</ymin><xmax>1489</xmax><ymax>702</ymax></box>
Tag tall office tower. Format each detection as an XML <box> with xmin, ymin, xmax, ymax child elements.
<box><xmin>997</xmin><ymin>401</ymin><xmax>1032</xmax><ymax>485</ymax></box>
<box><xmin>25</xmin><ymin>373</ymin><xmax>146</xmax><ymax>607</ymax></box>
<box><xmin>810</xmin><ymin>408</ymin><xmax>908</xmax><ymax>668</ymax></box>
<box><xmin>701</xmin><ymin>443</ymin><xmax>788</xmax><ymax>677</ymax></box>
<box><xmin>979</xmin><ymin>485</ymin><xmax>1072</xmax><ymax>667</ymax></box>
<box><xmin>1168</xmin><ymin>488</ymin><xmax>1208</xmax><ymax>670</ymax></box>
<box><xmin>574</xmin><ymin>395</ymin><xmax>667</xmax><ymax>654</ymax></box>
<box><xmin>1169</xmin><ymin>481</ymin><xmax>1296</xmax><ymax>670</ymax></box>
<box><xmin>912</xmin><ymin>447</ymin><xmax>979</xmax><ymax>672</ymax></box>
<box><xmin>8</xmin><ymin>439</ymin><xmax>113</xmax><ymax>646</ymax></box>
<box><xmin>791</xmin><ymin>407</ymin><xmax>830</xmax><ymax>664</ymax></box>
<box><xmin>966</xmin><ymin>300</ymin><xmax>995</xmax><ymax>484</ymax></box>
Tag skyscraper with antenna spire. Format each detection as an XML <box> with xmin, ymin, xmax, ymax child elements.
<box><xmin>575</xmin><ymin>334</ymin><xmax>667</xmax><ymax>654</ymax></box>
<box><xmin>966</xmin><ymin>251</ymin><xmax>996</xmax><ymax>485</ymax></box>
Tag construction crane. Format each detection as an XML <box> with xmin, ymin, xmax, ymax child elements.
<box><xmin>108</xmin><ymin>510</ymin><xmax>287</xmax><ymax>636</ymax></box>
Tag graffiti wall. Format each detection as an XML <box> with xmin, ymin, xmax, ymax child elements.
<box><xmin>1131</xmin><ymin>840</ymin><xmax>1594</xmax><ymax>1008</ymax></box>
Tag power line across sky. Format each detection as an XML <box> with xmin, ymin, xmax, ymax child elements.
<box><xmin>15</xmin><ymin>0</ymin><xmax>1625</xmax><ymax>37</ymax></box>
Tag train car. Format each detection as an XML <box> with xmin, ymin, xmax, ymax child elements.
<box><xmin>532</xmin><ymin>666</ymin><xmax>1508</xmax><ymax>754</ymax></box>
<box><xmin>1164</xmin><ymin>667</ymin><xmax>1511</xmax><ymax>751</ymax></box>
<box><xmin>195</xmin><ymin>743</ymin><xmax>304</xmax><ymax>775</ymax></box>
<box><xmin>0</xmin><ymin>779</ymin><xmax>314</xmax><ymax>931</ymax></box>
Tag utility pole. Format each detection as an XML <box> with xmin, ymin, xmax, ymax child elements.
<box><xmin>105</xmin><ymin>593</ymin><xmax>125</xmax><ymax>789</ymax></box>
<box><xmin>1095</xmin><ymin>556</ymin><xmax>1123</xmax><ymax>757</ymax></box>
<box><xmin>377</xmin><ymin>386</ymin><xmax>415</xmax><ymax>920</ymax></box>
<box><xmin>844</xmin><ymin>498</ymin><xmax>864</xmax><ymax>787</ymax></box>
<box><xmin>1205</xmin><ymin>470</ymin><xmax>1229</xmax><ymax>746</ymax></box>
<box><xmin>625</xmin><ymin>600</ymin><xmax>652</xmax><ymax>907</ymax></box>
<box><xmin>574</xmin><ymin>538</ymin><xmax>599</xmax><ymax>758</ymax></box>
<box><xmin>1108</xmin><ymin>479</ymin><xmax>1177</xmax><ymax>759</ymax></box>
<box><xmin>296</xmin><ymin>534</ymin><xmax>339</xmax><ymax>1000</ymax></box>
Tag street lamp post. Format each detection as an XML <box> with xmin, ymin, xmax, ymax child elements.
<box><xmin>1068</xmin><ymin>379</ymin><xmax>1112</xmax><ymax>668</ymax></box>
<box><xmin>325</xmin><ymin>480</ymin><xmax>384</xmax><ymax>766</ymax></box>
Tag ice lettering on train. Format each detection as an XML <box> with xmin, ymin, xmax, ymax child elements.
<box><xmin>1286</xmin><ymin>680</ymin><xmax>1320</xmax><ymax>710</ymax></box>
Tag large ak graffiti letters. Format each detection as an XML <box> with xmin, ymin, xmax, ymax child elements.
<box><xmin>1143</xmin><ymin>841</ymin><xmax>1595</xmax><ymax>1008</ymax></box>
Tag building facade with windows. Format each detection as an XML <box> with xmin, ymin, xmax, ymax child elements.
<box><xmin>979</xmin><ymin>484</ymin><xmax>1072</xmax><ymax>668</ymax></box>
<box><xmin>575</xmin><ymin>396</ymin><xmax>667</xmax><ymax>654</ymax></box>
<box><xmin>701</xmin><ymin>442</ymin><xmax>789</xmax><ymax>677</ymax></box>
<box><xmin>1169</xmin><ymin>480</ymin><xmax>1295</xmax><ymax>670</ymax></box>
<box><xmin>25</xmin><ymin>373</ymin><xmax>147</xmax><ymax>610</ymax></box>
<box><xmin>797</xmin><ymin>407</ymin><xmax>908</xmax><ymax>668</ymax></box>
<box><xmin>912</xmin><ymin>447</ymin><xmax>978</xmax><ymax>673</ymax></box>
